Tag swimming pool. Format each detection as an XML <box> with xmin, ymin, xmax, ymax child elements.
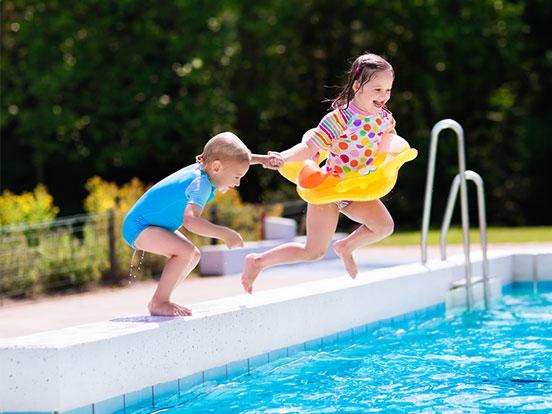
<box><xmin>1</xmin><ymin>251</ymin><xmax>551</xmax><ymax>413</ymax></box>
<box><xmin>155</xmin><ymin>283</ymin><xmax>551</xmax><ymax>413</ymax></box>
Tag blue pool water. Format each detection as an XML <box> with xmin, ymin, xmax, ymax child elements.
<box><xmin>157</xmin><ymin>284</ymin><xmax>552</xmax><ymax>413</ymax></box>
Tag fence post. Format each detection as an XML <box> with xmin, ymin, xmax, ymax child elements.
<box><xmin>260</xmin><ymin>208</ymin><xmax>266</xmax><ymax>240</ymax></box>
<box><xmin>210</xmin><ymin>205</ymin><xmax>218</xmax><ymax>245</ymax></box>
<box><xmin>107</xmin><ymin>210</ymin><xmax>119</xmax><ymax>281</ymax></box>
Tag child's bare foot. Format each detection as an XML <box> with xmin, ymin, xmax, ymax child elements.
<box><xmin>148</xmin><ymin>300</ymin><xmax>192</xmax><ymax>317</ymax></box>
<box><xmin>241</xmin><ymin>253</ymin><xmax>262</xmax><ymax>294</ymax></box>
<box><xmin>333</xmin><ymin>240</ymin><xmax>358</xmax><ymax>279</ymax></box>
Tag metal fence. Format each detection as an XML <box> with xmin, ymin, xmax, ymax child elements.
<box><xmin>0</xmin><ymin>200</ymin><xmax>306</xmax><ymax>304</ymax></box>
<box><xmin>0</xmin><ymin>212</ymin><xmax>118</xmax><ymax>303</ymax></box>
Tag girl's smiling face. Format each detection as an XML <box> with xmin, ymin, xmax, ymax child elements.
<box><xmin>352</xmin><ymin>70</ymin><xmax>394</xmax><ymax>113</ymax></box>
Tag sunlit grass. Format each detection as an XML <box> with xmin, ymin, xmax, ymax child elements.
<box><xmin>375</xmin><ymin>226</ymin><xmax>552</xmax><ymax>246</ymax></box>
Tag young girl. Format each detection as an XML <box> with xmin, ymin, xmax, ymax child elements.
<box><xmin>242</xmin><ymin>53</ymin><xmax>410</xmax><ymax>294</ymax></box>
<box><xmin>122</xmin><ymin>132</ymin><xmax>281</xmax><ymax>316</ymax></box>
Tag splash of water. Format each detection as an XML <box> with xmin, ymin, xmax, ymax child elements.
<box><xmin>128</xmin><ymin>249</ymin><xmax>145</xmax><ymax>283</ymax></box>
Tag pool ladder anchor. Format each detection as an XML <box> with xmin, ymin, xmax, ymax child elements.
<box><xmin>420</xmin><ymin>119</ymin><xmax>490</xmax><ymax>310</ymax></box>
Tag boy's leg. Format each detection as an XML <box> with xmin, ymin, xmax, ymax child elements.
<box><xmin>333</xmin><ymin>200</ymin><xmax>394</xmax><ymax>278</ymax></box>
<box><xmin>134</xmin><ymin>226</ymin><xmax>200</xmax><ymax>316</ymax></box>
<box><xmin>241</xmin><ymin>203</ymin><xmax>340</xmax><ymax>293</ymax></box>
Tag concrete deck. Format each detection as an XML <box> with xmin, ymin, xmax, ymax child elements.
<box><xmin>1</xmin><ymin>243</ymin><xmax>550</xmax><ymax>338</ymax></box>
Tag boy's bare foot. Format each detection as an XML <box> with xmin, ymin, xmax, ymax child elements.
<box><xmin>241</xmin><ymin>253</ymin><xmax>262</xmax><ymax>294</ymax></box>
<box><xmin>148</xmin><ymin>300</ymin><xmax>192</xmax><ymax>317</ymax></box>
<box><xmin>333</xmin><ymin>240</ymin><xmax>358</xmax><ymax>279</ymax></box>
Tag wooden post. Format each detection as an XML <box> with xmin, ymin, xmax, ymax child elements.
<box><xmin>210</xmin><ymin>205</ymin><xmax>218</xmax><ymax>245</ymax></box>
<box><xmin>260</xmin><ymin>208</ymin><xmax>266</xmax><ymax>240</ymax></box>
<box><xmin>107</xmin><ymin>210</ymin><xmax>119</xmax><ymax>281</ymax></box>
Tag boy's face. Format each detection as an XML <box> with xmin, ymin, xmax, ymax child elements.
<box><xmin>353</xmin><ymin>70</ymin><xmax>394</xmax><ymax>113</ymax></box>
<box><xmin>210</xmin><ymin>159</ymin><xmax>250</xmax><ymax>193</ymax></box>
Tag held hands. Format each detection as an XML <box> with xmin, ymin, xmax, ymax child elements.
<box><xmin>263</xmin><ymin>152</ymin><xmax>284</xmax><ymax>170</ymax></box>
<box><xmin>251</xmin><ymin>152</ymin><xmax>284</xmax><ymax>170</ymax></box>
<box><xmin>222</xmin><ymin>227</ymin><xmax>244</xmax><ymax>249</ymax></box>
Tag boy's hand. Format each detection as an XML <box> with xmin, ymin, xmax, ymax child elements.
<box><xmin>223</xmin><ymin>228</ymin><xmax>244</xmax><ymax>249</ymax></box>
<box><xmin>266</xmin><ymin>151</ymin><xmax>284</xmax><ymax>169</ymax></box>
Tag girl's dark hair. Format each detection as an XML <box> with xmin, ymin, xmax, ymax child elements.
<box><xmin>332</xmin><ymin>53</ymin><xmax>394</xmax><ymax>110</ymax></box>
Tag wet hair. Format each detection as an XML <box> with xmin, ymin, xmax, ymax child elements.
<box><xmin>195</xmin><ymin>132</ymin><xmax>251</xmax><ymax>165</ymax></box>
<box><xmin>332</xmin><ymin>53</ymin><xmax>394</xmax><ymax>110</ymax></box>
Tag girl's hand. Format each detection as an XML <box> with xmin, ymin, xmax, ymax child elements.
<box><xmin>223</xmin><ymin>228</ymin><xmax>244</xmax><ymax>249</ymax></box>
<box><xmin>266</xmin><ymin>151</ymin><xmax>284</xmax><ymax>169</ymax></box>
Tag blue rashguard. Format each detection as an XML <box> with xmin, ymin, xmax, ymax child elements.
<box><xmin>122</xmin><ymin>164</ymin><xmax>216</xmax><ymax>249</ymax></box>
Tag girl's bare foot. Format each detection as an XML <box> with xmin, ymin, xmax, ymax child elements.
<box><xmin>333</xmin><ymin>240</ymin><xmax>358</xmax><ymax>279</ymax></box>
<box><xmin>148</xmin><ymin>300</ymin><xmax>192</xmax><ymax>317</ymax></box>
<box><xmin>241</xmin><ymin>253</ymin><xmax>262</xmax><ymax>294</ymax></box>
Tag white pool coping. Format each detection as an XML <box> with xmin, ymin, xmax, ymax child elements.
<box><xmin>1</xmin><ymin>249</ymin><xmax>551</xmax><ymax>412</ymax></box>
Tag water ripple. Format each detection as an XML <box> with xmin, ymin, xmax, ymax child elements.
<box><xmin>167</xmin><ymin>286</ymin><xmax>552</xmax><ymax>413</ymax></box>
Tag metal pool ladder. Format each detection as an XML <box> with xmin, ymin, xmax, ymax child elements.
<box><xmin>420</xmin><ymin>119</ymin><xmax>490</xmax><ymax>310</ymax></box>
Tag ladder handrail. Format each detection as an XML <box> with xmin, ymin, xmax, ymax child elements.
<box><xmin>439</xmin><ymin>170</ymin><xmax>490</xmax><ymax>307</ymax></box>
<box><xmin>421</xmin><ymin>119</ymin><xmax>474</xmax><ymax>309</ymax></box>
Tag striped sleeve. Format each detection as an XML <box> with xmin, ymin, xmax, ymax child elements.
<box><xmin>306</xmin><ymin>109</ymin><xmax>349</xmax><ymax>150</ymax></box>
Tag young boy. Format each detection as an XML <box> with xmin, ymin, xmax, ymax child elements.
<box><xmin>122</xmin><ymin>132</ymin><xmax>282</xmax><ymax>316</ymax></box>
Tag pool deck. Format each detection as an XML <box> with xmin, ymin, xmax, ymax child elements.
<box><xmin>1</xmin><ymin>246</ymin><xmax>551</xmax><ymax>413</ymax></box>
<box><xmin>1</xmin><ymin>243</ymin><xmax>550</xmax><ymax>338</ymax></box>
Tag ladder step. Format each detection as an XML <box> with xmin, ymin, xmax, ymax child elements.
<box><xmin>451</xmin><ymin>276</ymin><xmax>484</xmax><ymax>289</ymax></box>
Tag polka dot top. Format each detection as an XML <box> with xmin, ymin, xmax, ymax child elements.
<box><xmin>307</xmin><ymin>101</ymin><xmax>396</xmax><ymax>177</ymax></box>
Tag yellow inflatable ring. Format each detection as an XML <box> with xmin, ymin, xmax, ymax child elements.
<box><xmin>279</xmin><ymin>134</ymin><xmax>418</xmax><ymax>205</ymax></box>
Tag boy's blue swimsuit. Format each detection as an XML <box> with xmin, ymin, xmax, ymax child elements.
<box><xmin>122</xmin><ymin>164</ymin><xmax>216</xmax><ymax>249</ymax></box>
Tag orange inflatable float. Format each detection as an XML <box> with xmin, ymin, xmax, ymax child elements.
<box><xmin>279</xmin><ymin>134</ymin><xmax>418</xmax><ymax>204</ymax></box>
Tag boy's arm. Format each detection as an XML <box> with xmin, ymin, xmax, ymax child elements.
<box><xmin>250</xmin><ymin>154</ymin><xmax>268</xmax><ymax>165</ymax></box>
<box><xmin>250</xmin><ymin>153</ymin><xmax>283</xmax><ymax>169</ymax></box>
<box><xmin>183</xmin><ymin>204</ymin><xmax>243</xmax><ymax>248</ymax></box>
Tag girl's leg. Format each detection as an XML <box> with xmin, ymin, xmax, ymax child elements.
<box><xmin>333</xmin><ymin>200</ymin><xmax>394</xmax><ymax>278</ymax></box>
<box><xmin>134</xmin><ymin>226</ymin><xmax>201</xmax><ymax>316</ymax></box>
<box><xmin>241</xmin><ymin>203</ymin><xmax>340</xmax><ymax>293</ymax></box>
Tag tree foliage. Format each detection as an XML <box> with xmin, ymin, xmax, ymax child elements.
<box><xmin>1</xmin><ymin>0</ymin><xmax>550</xmax><ymax>225</ymax></box>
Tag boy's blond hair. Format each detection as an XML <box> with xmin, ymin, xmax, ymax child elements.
<box><xmin>196</xmin><ymin>132</ymin><xmax>251</xmax><ymax>165</ymax></box>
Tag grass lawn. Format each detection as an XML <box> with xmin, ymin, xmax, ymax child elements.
<box><xmin>375</xmin><ymin>226</ymin><xmax>552</xmax><ymax>246</ymax></box>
